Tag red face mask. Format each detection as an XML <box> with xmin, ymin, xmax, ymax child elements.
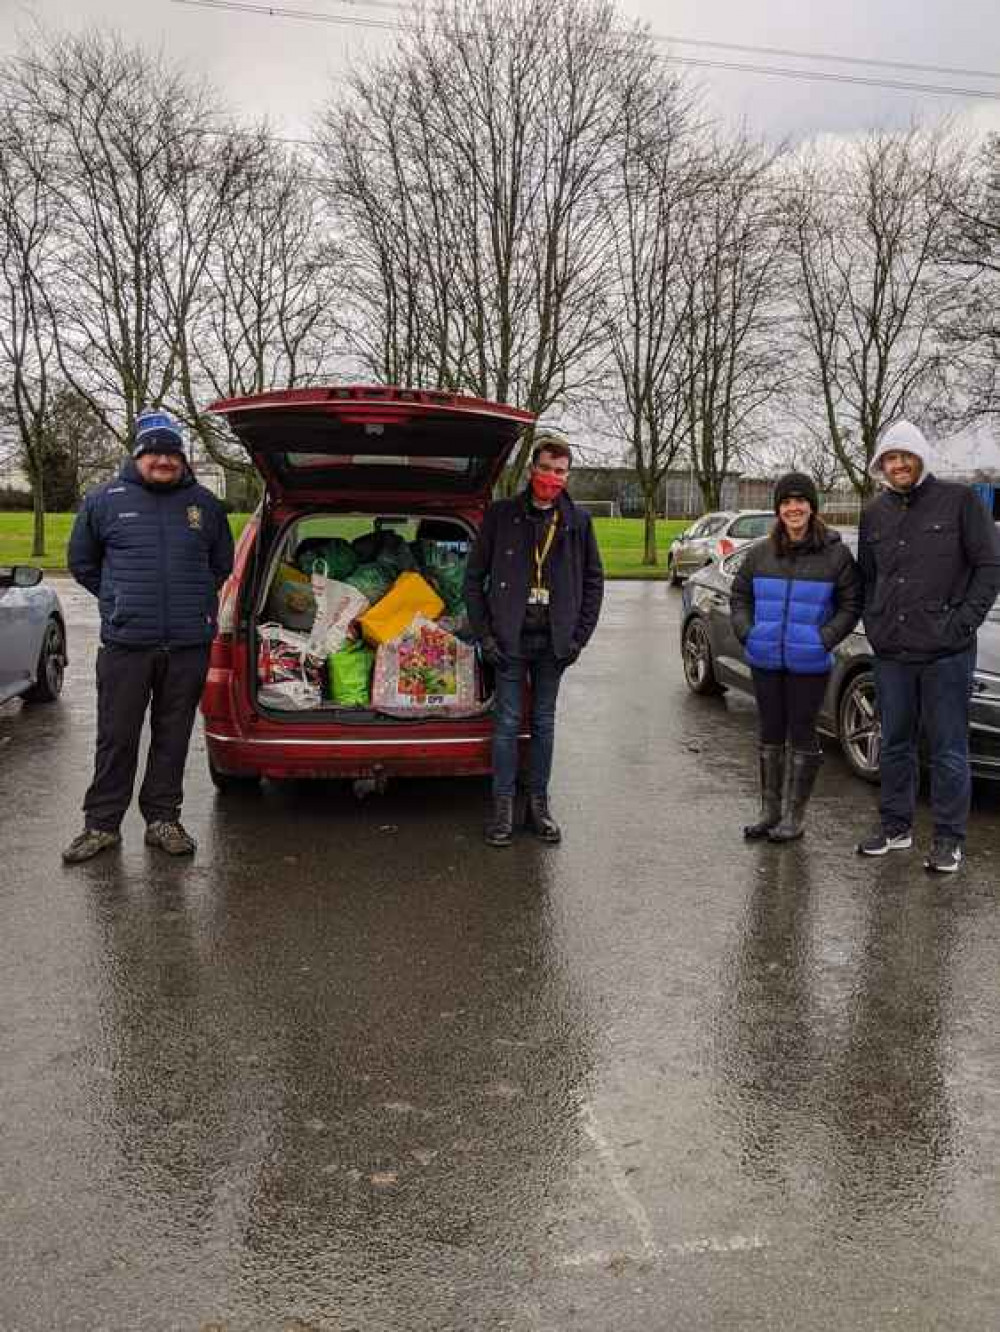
<box><xmin>530</xmin><ymin>470</ymin><xmax>567</xmax><ymax>503</ymax></box>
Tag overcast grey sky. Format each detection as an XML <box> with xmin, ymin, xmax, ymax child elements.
<box><xmin>3</xmin><ymin>0</ymin><xmax>1000</xmax><ymax>142</ymax></box>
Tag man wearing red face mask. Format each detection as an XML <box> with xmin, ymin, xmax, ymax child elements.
<box><xmin>464</xmin><ymin>432</ymin><xmax>604</xmax><ymax>847</ymax></box>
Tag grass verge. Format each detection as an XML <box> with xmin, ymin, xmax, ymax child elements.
<box><xmin>0</xmin><ymin>513</ymin><xmax>688</xmax><ymax>580</ymax></box>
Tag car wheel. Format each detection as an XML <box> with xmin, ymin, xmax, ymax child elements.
<box><xmin>208</xmin><ymin>756</ymin><xmax>261</xmax><ymax>793</ymax></box>
<box><xmin>22</xmin><ymin>618</ymin><xmax>65</xmax><ymax>703</ymax></box>
<box><xmin>837</xmin><ymin>669</ymin><xmax>880</xmax><ymax>783</ymax></box>
<box><xmin>668</xmin><ymin>556</ymin><xmax>682</xmax><ymax>587</ymax></box>
<box><xmin>681</xmin><ymin>616</ymin><xmax>724</xmax><ymax>695</ymax></box>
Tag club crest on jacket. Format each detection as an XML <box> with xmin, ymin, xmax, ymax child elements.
<box><xmin>187</xmin><ymin>505</ymin><xmax>203</xmax><ymax>531</ymax></box>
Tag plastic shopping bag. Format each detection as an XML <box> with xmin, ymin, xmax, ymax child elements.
<box><xmin>360</xmin><ymin>571</ymin><xmax>445</xmax><ymax>647</ymax></box>
<box><xmin>307</xmin><ymin>563</ymin><xmax>370</xmax><ymax>657</ymax></box>
<box><xmin>329</xmin><ymin>639</ymin><xmax>375</xmax><ymax>707</ymax></box>
<box><xmin>257</xmin><ymin>622</ymin><xmax>324</xmax><ymax>690</ymax></box>
<box><xmin>371</xmin><ymin>615</ymin><xmax>481</xmax><ymax>718</ymax></box>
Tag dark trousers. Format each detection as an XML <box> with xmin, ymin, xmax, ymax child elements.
<box><xmin>874</xmin><ymin>648</ymin><xmax>975</xmax><ymax>841</ymax></box>
<box><xmin>492</xmin><ymin>634</ymin><xmax>565</xmax><ymax>798</ymax></box>
<box><xmin>751</xmin><ymin>668</ymin><xmax>829</xmax><ymax>751</ymax></box>
<box><xmin>83</xmin><ymin>643</ymin><xmax>211</xmax><ymax>832</ymax></box>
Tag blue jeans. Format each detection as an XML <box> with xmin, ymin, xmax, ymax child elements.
<box><xmin>874</xmin><ymin>649</ymin><xmax>975</xmax><ymax>840</ymax></box>
<box><xmin>492</xmin><ymin>635</ymin><xmax>565</xmax><ymax>798</ymax></box>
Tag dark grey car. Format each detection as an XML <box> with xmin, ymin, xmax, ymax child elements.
<box><xmin>679</xmin><ymin>542</ymin><xmax>1000</xmax><ymax>783</ymax></box>
<box><xmin>0</xmin><ymin>565</ymin><xmax>66</xmax><ymax>707</ymax></box>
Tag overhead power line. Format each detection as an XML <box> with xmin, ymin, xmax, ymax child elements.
<box><xmin>169</xmin><ymin>0</ymin><xmax>1000</xmax><ymax>101</ymax></box>
<box><xmin>170</xmin><ymin>0</ymin><xmax>400</xmax><ymax>30</ymax></box>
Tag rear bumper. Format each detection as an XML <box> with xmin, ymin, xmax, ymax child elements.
<box><xmin>204</xmin><ymin>727</ymin><xmax>504</xmax><ymax>779</ymax></box>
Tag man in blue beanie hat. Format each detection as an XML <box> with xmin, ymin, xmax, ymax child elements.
<box><xmin>62</xmin><ymin>408</ymin><xmax>234</xmax><ymax>863</ymax></box>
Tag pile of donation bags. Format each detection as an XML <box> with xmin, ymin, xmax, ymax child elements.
<box><xmin>257</xmin><ymin>528</ymin><xmax>483</xmax><ymax>716</ymax></box>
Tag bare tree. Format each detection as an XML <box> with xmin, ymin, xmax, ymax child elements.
<box><xmin>679</xmin><ymin>135</ymin><xmax>787</xmax><ymax>510</ymax></box>
<box><xmin>173</xmin><ymin>129</ymin><xmax>338</xmax><ymax>475</ymax></box>
<box><xmin>9</xmin><ymin>31</ymin><xmax>251</xmax><ymax>450</ymax></box>
<box><xmin>938</xmin><ymin>131</ymin><xmax>1000</xmax><ymax>422</ymax></box>
<box><xmin>600</xmin><ymin>69</ymin><xmax>702</xmax><ymax>563</ymax></box>
<box><xmin>788</xmin><ymin>127</ymin><xmax>965</xmax><ymax>494</ymax></box>
<box><xmin>319</xmin><ymin>0</ymin><xmax>654</xmax><ymax>490</ymax></box>
<box><xmin>0</xmin><ymin>99</ymin><xmax>58</xmax><ymax>553</ymax></box>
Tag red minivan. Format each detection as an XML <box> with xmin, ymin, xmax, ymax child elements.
<box><xmin>200</xmin><ymin>385</ymin><xmax>535</xmax><ymax>789</ymax></box>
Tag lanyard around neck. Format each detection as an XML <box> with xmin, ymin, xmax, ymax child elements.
<box><xmin>533</xmin><ymin>510</ymin><xmax>559</xmax><ymax>589</ymax></box>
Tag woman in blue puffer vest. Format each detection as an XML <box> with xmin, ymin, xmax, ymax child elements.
<box><xmin>731</xmin><ymin>472</ymin><xmax>862</xmax><ymax>842</ymax></box>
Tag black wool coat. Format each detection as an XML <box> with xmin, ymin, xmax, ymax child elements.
<box><xmin>464</xmin><ymin>489</ymin><xmax>604</xmax><ymax>660</ymax></box>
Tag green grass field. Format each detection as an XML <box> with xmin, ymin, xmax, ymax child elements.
<box><xmin>0</xmin><ymin>512</ymin><xmax>688</xmax><ymax>580</ymax></box>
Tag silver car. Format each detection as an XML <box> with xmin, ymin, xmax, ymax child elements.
<box><xmin>0</xmin><ymin>565</ymin><xmax>67</xmax><ymax>706</ymax></box>
<box><xmin>667</xmin><ymin>510</ymin><xmax>774</xmax><ymax>586</ymax></box>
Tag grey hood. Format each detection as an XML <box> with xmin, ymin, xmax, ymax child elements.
<box><xmin>868</xmin><ymin>419</ymin><xmax>932</xmax><ymax>488</ymax></box>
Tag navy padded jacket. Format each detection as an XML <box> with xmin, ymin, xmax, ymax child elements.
<box><xmin>730</xmin><ymin>529</ymin><xmax>862</xmax><ymax>674</ymax></box>
<box><xmin>68</xmin><ymin>460</ymin><xmax>234</xmax><ymax>648</ymax></box>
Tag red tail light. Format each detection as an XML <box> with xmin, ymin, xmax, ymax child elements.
<box><xmin>716</xmin><ymin>537</ymin><xmax>735</xmax><ymax>558</ymax></box>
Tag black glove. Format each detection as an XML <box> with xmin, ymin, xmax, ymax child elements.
<box><xmin>480</xmin><ymin>635</ymin><xmax>504</xmax><ymax>668</ymax></box>
<box><xmin>561</xmin><ymin>644</ymin><xmax>582</xmax><ymax>667</ymax></box>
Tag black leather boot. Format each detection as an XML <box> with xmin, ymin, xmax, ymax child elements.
<box><xmin>768</xmin><ymin>749</ymin><xmax>823</xmax><ymax>842</ymax></box>
<box><xmin>527</xmin><ymin>794</ymin><xmax>562</xmax><ymax>844</ymax></box>
<box><xmin>743</xmin><ymin>744</ymin><xmax>785</xmax><ymax>840</ymax></box>
<box><xmin>485</xmin><ymin>795</ymin><xmax>515</xmax><ymax>847</ymax></box>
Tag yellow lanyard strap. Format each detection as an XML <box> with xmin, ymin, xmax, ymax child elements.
<box><xmin>533</xmin><ymin>511</ymin><xmax>560</xmax><ymax>590</ymax></box>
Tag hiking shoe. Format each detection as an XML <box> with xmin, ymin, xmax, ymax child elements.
<box><xmin>62</xmin><ymin>828</ymin><xmax>121</xmax><ymax>864</ymax></box>
<box><xmin>527</xmin><ymin>794</ymin><xmax>562</xmax><ymax>844</ymax></box>
<box><xmin>856</xmin><ymin>826</ymin><xmax>913</xmax><ymax>856</ymax></box>
<box><xmin>145</xmin><ymin>821</ymin><xmax>197</xmax><ymax>856</ymax></box>
<box><xmin>924</xmin><ymin>836</ymin><xmax>963</xmax><ymax>874</ymax></box>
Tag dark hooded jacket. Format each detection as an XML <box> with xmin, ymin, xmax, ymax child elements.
<box><xmin>731</xmin><ymin>526</ymin><xmax>862</xmax><ymax>674</ymax></box>
<box><xmin>464</xmin><ymin>488</ymin><xmax>604</xmax><ymax>659</ymax></box>
<box><xmin>858</xmin><ymin>474</ymin><xmax>1000</xmax><ymax>663</ymax></box>
<box><xmin>68</xmin><ymin>459</ymin><xmax>234</xmax><ymax>648</ymax></box>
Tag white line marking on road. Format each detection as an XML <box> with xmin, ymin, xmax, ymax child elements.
<box><xmin>579</xmin><ymin>1101</ymin><xmax>659</xmax><ymax>1260</ymax></box>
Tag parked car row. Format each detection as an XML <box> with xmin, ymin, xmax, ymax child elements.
<box><xmin>679</xmin><ymin>538</ymin><xmax>1000</xmax><ymax>783</ymax></box>
<box><xmin>0</xmin><ymin>564</ymin><xmax>66</xmax><ymax>708</ymax></box>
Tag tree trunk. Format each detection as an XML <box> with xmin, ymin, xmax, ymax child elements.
<box><xmin>642</xmin><ymin>488</ymin><xmax>658</xmax><ymax>566</ymax></box>
<box><xmin>31</xmin><ymin>478</ymin><xmax>46</xmax><ymax>559</ymax></box>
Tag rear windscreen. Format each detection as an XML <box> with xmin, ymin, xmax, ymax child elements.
<box><xmin>229</xmin><ymin>410</ymin><xmax>521</xmax><ymax>493</ymax></box>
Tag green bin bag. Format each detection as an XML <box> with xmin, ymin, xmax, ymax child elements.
<box><xmin>329</xmin><ymin>640</ymin><xmax>375</xmax><ymax>706</ymax></box>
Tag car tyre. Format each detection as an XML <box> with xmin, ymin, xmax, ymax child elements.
<box><xmin>22</xmin><ymin>618</ymin><xmax>65</xmax><ymax>703</ymax></box>
<box><xmin>208</xmin><ymin>756</ymin><xmax>261</xmax><ymax>793</ymax></box>
<box><xmin>837</xmin><ymin>669</ymin><xmax>880</xmax><ymax>783</ymax></box>
<box><xmin>681</xmin><ymin>616</ymin><xmax>724</xmax><ymax>695</ymax></box>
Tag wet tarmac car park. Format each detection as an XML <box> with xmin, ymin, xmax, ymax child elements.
<box><xmin>2</xmin><ymin>580</ymin><xmax>1000</xmax><ymax>1330</ymax></box>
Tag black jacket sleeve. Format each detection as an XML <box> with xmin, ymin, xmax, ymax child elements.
<box><xmin>572</xmin><ymin>514</ymin><xmax>604</xmax><ymax>650</ymax></box>
<box><xmin>730</xmin><ymin>546</ymin><xmax>758</xmax><ymax>645</ymax></box>
<box><xmin>857</xmin><ymin>509</ymin><xmax>876</xmax><ymax>611</ymax></box>
<box><xmin>209</xmin><ymin>503</ymin><xmax>235</xmax><ymax>589</ymax></box>
<box><xmin>67</xmin><ymin>497</ymin><xmax>103</xmax><ymax>597</ymax></box>
<box><xmin>820</xmin><ymin>545</ymin><xmax>864</xmax><ymax>649</ymax></box>
<box><xmin>463</xmin><ymin>504</ymin><xmax>496</xmax><ymax>642</ymax></box>
<box><xmin>954</xmin><ymin>488</ymin><xmax>1000</xmax><ymax>636</ymax></box>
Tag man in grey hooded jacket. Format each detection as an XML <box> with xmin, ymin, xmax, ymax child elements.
<box><xmin>856</xmin><ymin>419</ymin><xmax>1000</xmax><ymax>871</ymax></box>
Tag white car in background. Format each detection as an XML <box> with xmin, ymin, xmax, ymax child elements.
<box><xmin>0</xmin><ymin>565</ymin><xmax>67</xmax><ymax>706</ymax></box>
<box><xmin>667</xmin><ymin>510</ymin><xmax>774</xmax><ymax>586</ymax></box>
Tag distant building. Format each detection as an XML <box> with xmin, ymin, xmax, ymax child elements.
<box><xmin>933</xmin><ymin>422</ymin><xmax>1000</xmax><ymax>519</ymax></box>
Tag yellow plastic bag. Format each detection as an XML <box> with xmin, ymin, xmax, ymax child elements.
<box><xmin>360</xmin><ymin>571</ymin><xmax>444</xmax><ymax>646</ymax></box>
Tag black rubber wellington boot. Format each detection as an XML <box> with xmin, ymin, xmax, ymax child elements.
<box><xmin>743</xmin><ymin>744</ymin><xmax>785</xmax><ymax>840</ymax></box>
<box><xmin>768</xmin><ymin>749</ymin><xmax>823</xmax><ymax>843</ymax></box>
<box><xmin>485</xmin><ymin>795</ymin><xmax>515</xmax><ymax>848</ymax></box>
<box><xmin>527</xmin><ymin>794</ymin><xmax>562</xmax><ymax>844</ymax></box>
